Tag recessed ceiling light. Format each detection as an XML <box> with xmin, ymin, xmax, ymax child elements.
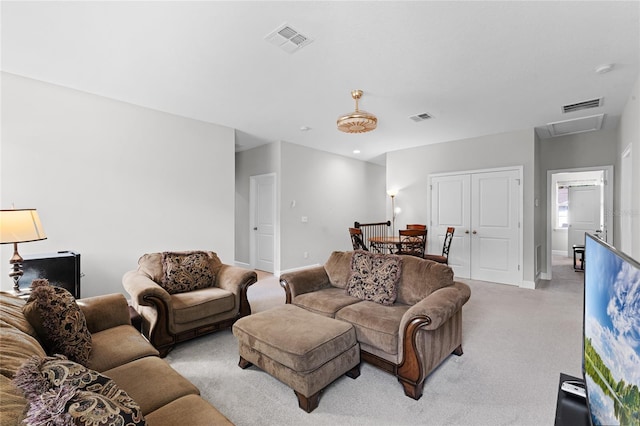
<box><xmin>299</xmin><ymin>126</ymin><xmax>311</xmax><ymax>132</ymax></box>
<box><xmin>353</xmin><ymin>150</ymin><xmax>361</xmax><ymax>154</ymax></box>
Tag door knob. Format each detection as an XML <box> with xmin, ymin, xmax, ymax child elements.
<box><xmin>472</xmin><ymin>230</ymin><xmax>477</xmax><ymax>234</ymax></box>
<box><xmin>465</xmin><ymin>230</ymin><xmax>470</xmax><ymax>234</ymax></box>
<box><xmin>253</xmin><ymin>227</ymin><xmax>258</xmax><ymax>231</ymax></box>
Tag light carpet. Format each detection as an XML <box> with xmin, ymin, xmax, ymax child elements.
<box><xmin>166</xmin><ymin>258</ymin><xmax>583</xmax><ymax>425</ymax></box>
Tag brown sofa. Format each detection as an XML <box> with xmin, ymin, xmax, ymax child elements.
<box><xmin>123</xmin><ymin>251</ymin><xmax>257</xmax><ymax>357</ymax></box>
<box><xmin>280</xmin><ymin>250</ymin><xmax>471</xmax><ymax>400</ymax></box>
<box><xmin>0</xmin><ymin>291</ymin><xmax>232</xmax><ymax>425</ymax></box>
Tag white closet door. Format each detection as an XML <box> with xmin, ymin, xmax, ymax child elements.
<box><xmin>430</xmin><ymin>174</ymin><xmax>471</xmax><ymax>278</ymax></box>
<box><xmin>470</xmin><ymin>170</ymin><xmax>520</xmax><ymax>285</ymax></box>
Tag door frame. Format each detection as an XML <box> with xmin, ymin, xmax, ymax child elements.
<box><xmin>545</xmin><ymin>165</ymin><xmax>613</xmax><ymax>280</ymax></box>
<box><xmin>249</xmin><ymin>172</ymin><xmax>278</xmax><ymax>273</ymax></box>
<box><xmin>428</xmin><ymin>165</ymin><xmax>524</xmax><ymax>286</ymax></box>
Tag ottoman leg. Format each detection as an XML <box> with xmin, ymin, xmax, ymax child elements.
<box><xmin>295</xmin><ymin>390</ymin><xmax>320</xmax><ymax>413</ymax></box>
<box><xmin>238</xmin><ymin>356</ymin><xmax>253</xmax><ymax>369</ymax></box>
<box><xmin>345</xmin><ymin>363</ymin><xmax>360</xmax><ymax>379</ymax></box>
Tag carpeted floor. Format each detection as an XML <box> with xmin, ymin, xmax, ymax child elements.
<box><xmin>166</xmin><ymin>257</ymin><xmax>584</xmax><ymax>425</ymax></box>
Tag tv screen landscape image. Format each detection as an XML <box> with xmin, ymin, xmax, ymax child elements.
<box><xmin>583</xmin><ymin>234</ymin><xmax>640</xmax><ymax>426</ymax></box>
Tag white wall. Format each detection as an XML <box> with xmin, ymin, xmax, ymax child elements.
<box><xmin>617</xmin><ymin>75</ymin><xmax>640</xmax><ymax>260</ymax></box>
<box><xmin>386</xmin><ymin>129</ymin><xmax>536</xmax><ymax>285</ymax></box>
<box><xmin>1</xmin><ymin>73</ymin><xmax>236</xmax><ymax>297</ymax></box>
<box><xmin>279</xmin><ymin>142</ymin><xmax>386</xmax><ymax>272</ymax></box>
<box><xmin>235</xmin><ymin>141</ymin><xmax>386</xmax><ymax>273</ymax></box>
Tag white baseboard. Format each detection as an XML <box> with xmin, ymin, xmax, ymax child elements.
<box><xmin>552</xmin><ymin>250</ymin><xmax>568</xmax><ymax>257</ymax></box>
<box><xmin>520</xmin><ymin>280</ymin><xmax>536</xmax><ymax>290</ymax></box>
<box><xmin>278</xmin><ymin>263</ymin><xmax>320</xmax><ymax>276</ymax></box>
<box><xmin>234</xmin><ymin>261</ymin><xmax>250</xmax><ymax>269</ymax></box>
<box><xmin>540</xmin><ymin>272</ymin><xmax>552</xmax><ymax>280</ymax></box>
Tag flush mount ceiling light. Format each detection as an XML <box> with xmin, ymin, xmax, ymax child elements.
<box><xmin>337</xmin><ymin>90</ymin><xmax>377</xmax><ymax>133</ymax></box>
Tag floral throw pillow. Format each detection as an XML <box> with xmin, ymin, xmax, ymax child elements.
<box><xmin>346</xmin><ymin>251</ymin><xmax>402</xmax><ymax>306</ymax></box>
<box><xmin>22</xmin><ymin>279</ymin><xmax>92</xmax><ymax>366</ymax></box>
<box><xmin>160</xmin><ymin>251</ymin><xmax>215</xmax><ymax>294</ymax></box>
<box><xmin>13</xmin><ymin>355</ymin><xmax>145</xmax><ymax>426</ymax></box>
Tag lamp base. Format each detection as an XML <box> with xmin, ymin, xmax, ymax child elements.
<box><xmin>9</xmin><ymin>242</ymin><xmax>25</xmax><ymax>294</ymax></box>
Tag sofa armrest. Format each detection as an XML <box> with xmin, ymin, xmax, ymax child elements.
<box><xmin>77</xmin><ymin>293</ymin><xmax>131</xmax><ymax>334</ymax></box>
<box><xmin>279</xmin><ymin>266</ymin><xmax>331</xmax><ymax>303</ymax></box>
<box><xmin>122</xmin><ymin>270</ymin><xmax>172</xmax><ymax>308</ymax></box>
<box><xmin>401</xmin><ymin>281</ymin><xmax>471</xmax><ymax>332</ymax></box>
<box><xmin>216</xmin><ymin>264</ymin><xmax>257</xmax><ymax>317</ymax></box>
<box><xmin>216</xmin><ymin>265</ymin><xmax>257</xmax><ymax>295</ymax></box>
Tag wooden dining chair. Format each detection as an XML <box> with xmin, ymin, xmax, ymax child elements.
<box><xmin>397</xmin><ymin>229</ymin><xmax>427</xmax><ymax>257</ymax></box>
<box><xmin>406</xmin><ymin>224</ymin><xmax>427</xmax><ymax>230</ymax></box>
<box><xmin>349</xmin><ymin>227</ymin><xmax>369</xmax><ymax>251</ymax></box>
<box><xmin>424</xmin><ymin>227</ymin><xmax>455</xmax><ymax>264</ymax></box>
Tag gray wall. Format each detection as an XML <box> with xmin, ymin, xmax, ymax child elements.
<box><xmin>234</xmin><ymin>142</ymin><xmax>280</xmax><ymax>265</ymax></box>
<box><xmin>386</xmin><ymin>129</ymin><xmax>537</xmax><ymax>285</ymax></box>
<box><xmin>235</xmin><ymin>141</ymin><xmax>386</xmax><ymax>273</ymax></box>
<box><xmin>1</xmin><ymin>73</ymin><xmax>236</xmax><ymax>297</ymax></box>
<box><xmin>537</xmin><ymin>127</ymin><xmax>618</xmax><ymax>275</ymax></box>
<box><xmin>616</xmin><ymin>75</ymin><xmax>640</xmax><ymax>260</ymax></box>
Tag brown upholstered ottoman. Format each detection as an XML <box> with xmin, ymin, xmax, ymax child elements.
<box><xmin>232</xmin><ymin>304</ymin><xmax>360</xmax><ymax>412</ymax></box>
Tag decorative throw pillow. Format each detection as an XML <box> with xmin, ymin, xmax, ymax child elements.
<box><xmin>346</xmin><ymin>251</ymin><xmax>402</xmax><ymax>306</ymax></box>
<box><xmin>22</xmin><ymin>280</ymin><xmax>92</xmax><ymax>366</ymax></box>
<box><xmin>13</xmin><ymin>355</ymin><xmax>145</xmax><ymax>426</ymax></box>
<box><xmin>160</xmin><ymin>251</ymin><xmax>215</xmax><ymax>294</ymax></box>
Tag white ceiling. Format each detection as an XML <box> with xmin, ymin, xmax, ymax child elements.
<box><xmin>2</xmin><ymin>1</ymin><xmax>638</xmax><ymax>164</ymax></box>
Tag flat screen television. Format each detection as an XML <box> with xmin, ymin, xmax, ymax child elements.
<box><xmin>583</xmin><ymin>233</ymin><xmax>640</xmax><ymax>426</ymax></box>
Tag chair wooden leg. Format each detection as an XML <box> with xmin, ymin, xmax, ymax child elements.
<box><xmin>238</xmin><ymin>356</ymin><xmax>253</xmax><ymax>369</ymax></box>
<box><xmin>452</xmin><ymin>345</ymin><xmax>463</xmax><ymax>356</ymax></box>
<box><xmin>295</xmin><ymin>390</ymin><xmax>320</xmax><ymax>413</ymax></box>
<box><xmin>345</xmin><ymin>364</ymin><xmax>360</xmax><ymax>379</ymax></box>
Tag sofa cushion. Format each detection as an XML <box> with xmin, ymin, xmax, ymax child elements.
<box><xmin>87</xmin><ymin>325</ymin><xmax>159</xmax><ymax>372</ymax></box>
<box><xmin>336</xmin><ymin>301</ymin><xmax>411</xmax><ymax>355</ymax></box>
<box><xmin>0</xmin><ymin>293</ymin><xmax>38</xmax><ymax>338</ymax></box>
<box><xmin>22</xmin><ymin>279</ymin><xmax>92</xmax><ymax>365</ymax></box>
<box><xmin>171</xmin><ymin>287</ymin><xmax>235</xmax><ymax>324</ymax></box>
<box><xmin>293</xmin><ymin>287</ymin><xmax>361</xmax><ymax>318</ymax></box>
<box><xmin>395</xmin><ymin>256</ymin><xmax>455</xmax><ymax>305</ymax></box>
<box><xmin>0</xmin><ymin>321</ymin><xmax>47</xmax><ymax>379</ymax></box>
<box><xmin>13</xmin><ymin>354</ymin><xmax>145</xmax><ymax>426</ymax></box>
<box><xmin>145</xmin><ymin>394</ymin><xmax>233</xmax><ymax>426</ymax></box>
<box><xmin>346</xmin><ymin>251</ymin><xmax>402</xmax><ymax>306</ymax></box>
<box><xmin>0</xmin><ymin>374</ymin><xmax>27</xmax><ymax>425</ymax></box>
<box><xmin>104</xmin><ymin>356</ymin><xmax>199</xmax><ymax>415</ymax></box>
<box><xmin>324</xmin><ymin>251</ymin><xmax>354</xmax><ymax>288</ymax></box>
<box><xmin>161</xmin><ymin>251</ymin><xmax>217</xmax><ymax>294</ymax></box>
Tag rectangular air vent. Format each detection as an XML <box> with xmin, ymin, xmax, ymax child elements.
<box><xmin>562</xmin><ymin>98</ymin><xmax>603</xmax><ymax>113</ymax></box>
<box><xmin>265</xmin><ymin>23</ymin><xmax>313</xmax><ymax>54</ymax></box>
<box><xmin>409</xmin><ymin>112</ymin><xmax>432</xmax><ymax>122</ymax></box>
<box><xmin>547</xmin><ymin>114</ymin><xmax>604</xmax><ymax>137</ymax></box>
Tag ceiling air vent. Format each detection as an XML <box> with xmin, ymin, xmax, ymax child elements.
<box><xmin>547</xmin><ymin>114</ymin><xmax>605</xmax><ymax>137</ymax></box>
<box><xmin>409</xmin><ymin>112</ymin><xmax>432</xmax><ymax>122</ymax></box>
<box><xmin>562</xmin><ymin>98</ymin><xmax>603</xmax><ymax>113</ymax></box>
<box><xmin>265</xmin><ymin>23</ymin><xmax>313</xmax><ymax>54</ymax></box>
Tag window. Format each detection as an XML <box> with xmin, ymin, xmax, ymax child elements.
<box><xmin>557</xmin><ymin>185</ymin><xmax>568</xmax><ymax>228</ymax></box>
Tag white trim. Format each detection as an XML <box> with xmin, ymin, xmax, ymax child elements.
<box><xmin>545</xmin><ymin>165</ymin><xmax>614</xmax><ymax>281</ymax></box>
<box><xmin>250</xmin><ymin>172</ymin><xmax>277</xmax><ymax>273</ymax></box>
<box><xmin>234</xmin><ymin>261</ymin><xmax>250</xmax><ymax>269</ymax></box>
<box><xmin>278</xmin><ymin>263</ymin><xmax>321</xmax><ymax>276</ymax></box>
<box><xmin>520</xmin><ymin>280</ymin><xmax>536</xmax><ymax>290</ymax></box>
<box><xmin>552</xmin><ymin>250</ymin><xmax>568</xmax><ymax>257</ymax></box>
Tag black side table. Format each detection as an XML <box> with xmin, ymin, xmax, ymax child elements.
<box><xmin>554</xmin><ymin>373</ymin><xmax>589</xmax><ymax>426</ymax></box>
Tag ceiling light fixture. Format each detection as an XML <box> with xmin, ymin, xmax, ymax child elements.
<box><xmin>337</xmin><ymin>90</ymin><xmax>377</xmax><ymax>134</ymax></box>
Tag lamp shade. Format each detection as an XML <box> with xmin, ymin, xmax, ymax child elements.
<box><xmin>0</xmin><ymin>209</ymin><xmax>47</xmax><ymax>244</ymax></box>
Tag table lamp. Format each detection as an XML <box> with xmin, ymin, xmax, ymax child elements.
<box><xmin>0</xmin><ymin>209</ymin><xmax>47</xmax><ymax>294</ymax></box>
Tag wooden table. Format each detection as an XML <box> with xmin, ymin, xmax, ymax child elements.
<box><xmin>368</xmin><ymin>236</ymin><xmax>401</xmax><ymax>253</ymax></box>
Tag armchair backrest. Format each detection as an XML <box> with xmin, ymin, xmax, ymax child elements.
<box><xmin>137</xmin><ymin>251</ymin><xmax>223</xmax><ymax>294</ymax></box>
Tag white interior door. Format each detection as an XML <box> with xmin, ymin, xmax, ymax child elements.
<box><xmin>250</xmin><ymin>174</ymin><xmax>275</xmax><ymax>273</ymax></box>
<box><xmin>430</xmin><ymin>174</ymin><xmax>471</xmax><ymax>278</ymax></box>
<box><xmin>567</xmin><ymin>185</ymin><xmax>601</xmax><ymax>251</ymax></box>
<box><xmin>470</xmin><ymin>170</ymin><xmax>521</xmax><ymax>285</ymax></box>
